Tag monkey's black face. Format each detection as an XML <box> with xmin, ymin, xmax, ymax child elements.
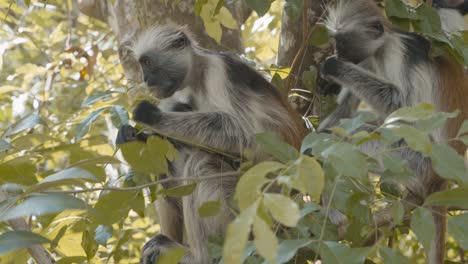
<box><xmin>334</xmin><ymin>21</ymin><xmax>385</xmax><ymax>64</ymax></box>
<box><xmin>139</xmin><ymin>52</ymin><xmax>189</xmax><ymax>99</ymax></box>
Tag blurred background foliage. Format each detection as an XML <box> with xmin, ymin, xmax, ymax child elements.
<box><xmin>0</xmin><ymin>0</ymin><xmax>467</xmax><ymax>263</ymax></box>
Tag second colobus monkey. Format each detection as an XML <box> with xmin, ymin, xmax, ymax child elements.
<box><xmin>117</xmin><ymin>25</ymin><xmax>307</xmax><ymax>264</ymax></box>
<box><xmin>318</xmin><ymin>0</ymin><xmax>468</xmax><ymax>263</ymax></box>
<box><xmin>317</xmin><ymin>0</ymin><xmax>467</xmax><ymax>127</ymax></box>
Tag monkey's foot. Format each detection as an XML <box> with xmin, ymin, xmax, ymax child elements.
<box><xmin>140</xmin><ymin>235</ymin><xmax>189</xmax><ymax>264</ymax></box>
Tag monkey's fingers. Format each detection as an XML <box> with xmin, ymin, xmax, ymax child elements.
<box><xmin>133</xmin><ymin>100</ymin><xmax>161</xmax><ymax>125</ymax></box>
<box><xmin>140</xmin><ymin>234</ymin><xmax>186</xmax><ymax>264</ymax></box>
<box><xmin>116</xmin><ymin>125</ymin><xmax>139</xmax><ymax>145</ymax></box>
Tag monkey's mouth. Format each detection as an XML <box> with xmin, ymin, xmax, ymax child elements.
<box><xmin>145</xmin><ymin>83</ymin><xmax>176</xmax><ymax>99</ymax></box>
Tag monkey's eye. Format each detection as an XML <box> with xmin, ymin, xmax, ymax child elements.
<box><xmin>139</xmin><ymin>56</ymin><xmax>152</xmax><ymax>67</ymax></box>
<box><xmin>370</xmin><ymin>22</ymin><xmax>384</xmax><ymax>37</ymax></box>
<box><xmin>170</xmin><ymin>35</ymin><xmax>189</xmax><ymax>49</ymax></box>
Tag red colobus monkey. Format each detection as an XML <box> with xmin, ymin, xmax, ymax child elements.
<box><xmin>318</xmin><ymin>0</ymin><xmax>468</xmax><ymax>263</ymax></box>
<box><xmin>116</xmin><ymin>25</ymin><xmax>307</xmax><ymax>264</ymax></box>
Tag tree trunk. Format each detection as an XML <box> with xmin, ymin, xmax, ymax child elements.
<box><xmin>277</xmin><ymin>0</ymin><xmax>334</xmax><ymax>118</ymax></box>
<box><xmin>77</xmin><ymin>0</ymin><xmax>249</xmax><ymax>81</ymax></box>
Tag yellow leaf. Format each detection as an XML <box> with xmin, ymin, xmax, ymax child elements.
<box><xmin>253</xmin><ymin>216</ymin><xmax>278</xmax><ymax>264</ymax></box>
<box><xmin>204</xmin><ymin>20</ymin><xmax>222</xmax><ymax>43</ymax></box>
<box><xmin>263</xmin><ymin>193</ymin><xmax>300</xmax><ymax>227</ymax></box>
<box><xmin>218</xmin><ymin>7</ymin><xmax>238</xmax><ymax>29</ymax></box>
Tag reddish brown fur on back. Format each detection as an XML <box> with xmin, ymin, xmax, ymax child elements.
<box><xmin>278</xmin><ymin>97</ymin><xmax>309</xmax><ymax>149</ymax></box>
<box><xmin>435</xmin><ymin>56</ymin><xmax>468</xmax><ymax>155</ymax></box>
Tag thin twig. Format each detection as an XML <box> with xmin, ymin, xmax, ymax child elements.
<box><xmin>41</xmin><ymin>171</ymin><xmax>240</xmax><ymax>194</ymax></box>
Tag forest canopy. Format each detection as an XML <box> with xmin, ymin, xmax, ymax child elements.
<box><xmin>0</xmin><ymin>0</ymin><xmax>467</xmax><ymax>263</ymax></box>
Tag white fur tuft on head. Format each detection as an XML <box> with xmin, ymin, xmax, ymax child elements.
<box><xmin>130</xmin><ymin>24</ymin><xmax>196</xmax><ymax>59</ymax></box>
<box><xmin>325</xmin><ymin>0</ymin><xmax>386</xmax><ymax>33</ymax></box>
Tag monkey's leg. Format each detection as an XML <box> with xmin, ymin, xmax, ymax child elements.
<box><xmin>132</xmin><ymin>100</ymin><xmax>250</xmax><ymax>153</ymax></box>
<box><xmin>318</xmin><ymin>89</ymin><xmax>361</xmax><ymax>132</ymax></box>
<box><xmin>181</xmin><ymin>154</ymin><xmax>237</xmax><ymax>264</ymax></box>
<box><xmin>325</xmin><ymin>124</ymin><xmax>446</xmax><ymax>263</ymax></box>
<box><xmin>320</xmin><ymin>56</ymin><xmax>405</xmax><ymax>116</ymax></box>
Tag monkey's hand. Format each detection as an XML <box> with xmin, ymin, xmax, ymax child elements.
<box><xmin>320</xmin><ymin>55</ymin><xmax>346</xmax><ymax>80</ymax></box>
<box><xmin>115</xmin><ymin>124</ymin><xmax>150</xmax><ymax>144</ymax></box>
<box><xmin>133</xmin><ymin>100</ymin><xmax>162</xmax><ymax>125</ymax></box>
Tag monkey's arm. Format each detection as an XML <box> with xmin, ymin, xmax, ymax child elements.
<box><xmin>318</xmin><ymin>89</ymin><xmax>361</xmax><ymax>132</ymax></box>
<box><xmin>320</xmin><ymin>56</ymin><xmax>404</xmax><ymax>116</ymax></box>
<box><xmin>132</xmin><ymin>101</ymin><xmax>250</xmax><ymax>153</ymax></box>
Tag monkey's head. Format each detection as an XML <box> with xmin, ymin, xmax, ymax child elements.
<box><xmin>325</xmin><ymin>0</ymin><xmax>389</xmax><ymax>64</ymax></box>
<box><xmin>132</xmin><ymin>25</ymin><xmax>194</xmax><ymax>99</ymax></box>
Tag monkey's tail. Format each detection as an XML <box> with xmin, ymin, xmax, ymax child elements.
<box><xmin>429</xmin><ymin>205</ymin><xmax>446</xmax><ymax>264</ymax></box>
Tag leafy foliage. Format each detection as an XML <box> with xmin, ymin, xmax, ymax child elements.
<box><xmin>0</xmin><ymin>0</ymin><xmax>467</xmax><ymax>263</ymax></box>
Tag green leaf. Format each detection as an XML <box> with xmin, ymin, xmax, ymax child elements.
<box><xmin>194</xmin><ymin>0</ymin><xmax>208</xmax><ymax>15</ymax></box>
<box><xmin>317</xmin><ymin>241</ymin><xmax>371</xmax><ymax>264</ymax></box>
<box><xmin>300</xmin><ymin>132</ymin><xmax>336</xmax><ymax>156</ymax></box>
<box><xmin>391</xmin><ymin>201</ymin><xmax>405</xmax><ymax>226</ymax></box>
<box><xmin>0</xmin><ymin>194</ymin><xmax>88</xmax><ymax>222</ymax></box>
<box><xmin>0</xmin><ymin>231</ymin><xmax>51</xmax><ymax>255</ymax></box>
<box><xmin>382</xmin><ymin>152</ymin><xmax>408</xmax><ymax>173</ymax></box>
<box><xmin>416</xmin><ymin>111</ymin><xmax>459</xmax><ymax>133</ymax></box>
<box><xmin>92</xmin><ymin>191</ymin><xmax>137</xmax><ymax>225</ymax></box>
<box><xmin>301</xmin><ymin>66</ymin><xmax>317</xmax><ymax>92</ymax></box>
<box><xmin>2</xmin><ymin>114</ymin><xmax>43</xmax><ymax>137</ymax></box>
<box><xmin>40</xmin><ymin>167</ymin><xmax>98</xmax><ymax>185</ymax></box>
<box><xmin>457</xmin><ymin>120</ymin><xmax>468</xmax><ymax>137</ymax></box>
<box><xmin>279</xmin><ymin>155</ymin><xmax>324</xmax><ymax>201</ymax></box>
<box><xmin>158</xmin><ymin>247</ymin><xmax>186</xmax><ymax>264</ymax></box>
<box><xmin>340</xmin><ymin>112</ymin><xmax>377</xmax><ymax>134</ymax></box>
<box><xmin>218</xmin><ymin>7</ymin><xmax>237</xmax><ymax>29</ymax></box>
<box><xmin>82</xmin><ymin>91</ymin><xmax>114</xmax><ymax>106</ymax></box>
<box><xmin>235</xmin><ymin>161</ymin><xmax>285</xmax><ymax>210</ymax></box>
<box><xmin>0</xmin><ymin>139</ymin><xmax>12</xmax><ymax>152</ymax></box>
<box><xmin>414</xmin><ymin>3</ymin><xmax>442</xmax><ymax>35</ymax></box>
<box><xmin>448</xmin><ymin>213</ymin><xmax>468</xmax><ymax>250</ymax></box>
<box><xmin>223</xmin><ymin>202</ymin><xmax>258</xmax><ymax>264</ymax></box>
<box><xmin>110</xmin><ymin>105</ymin><xmax>129</xmax><ymax>128</ymax></box>
<box><xmin>95</xmin><ymin>225</ymin><xmax>113</xmax><ymax>246</ymax></box>
<box><xmin>385</xmin><ymin>103</ymin><xmax>434</xmax><ymax>124</ymax></box>
<box><xmin>119</xmin><ymin>137</ymin><xmax>176</xmax><ymax>176</ymax></box>
<box><xmin>384</xmin><ymin>124</ymin><xmax>432</xmax><ymax>153</ymax></box>
<box><xmin>430</xmin><ymin>144</ymin><xmax>467</xmax><ymax>183</ymax></box>
<box><xmin>321</xmin><ymin>142</ymin><xmax>368</xmax><ymax>179</ymax></box>
<box><xmin>255</xmin><ymin>132</ymin><xmax>299</xmax><ymax>163</ymax></box>
<box><xmin>158</xmin><ymin>183</ymin><xmax>197</xmax><ymax>197</ymax></box>
<box><xmin>424</xmin><ymin>186</ymin><xmax>468</xmax><ymax>209</ymax></box>
<box><xmin>82</xmin><ymin>229</ymin><xmax>98</xmax><ymax>259</ymax></box>
<box><xmin>379</xmin><ymin>247</ymin><xmax>411</xmax><ymax>264</ymax></box>
<box><xmin>198</xmin><ymin>201</ymin><xmax>222</xmax><ymax>217</ymax></box>
<box><xmin>410</xmin><ymin>207</ymin><xmax>435</xmax><ymax>256</ymax></box>
<box><xmin>385</xmin><ymin>0</ymin><xmax>420</xmax><ymax>20</ymax></box>
<box><xmin>277</xmin><ymin>239</ymin><xmax>312</xmax><ymax>263</ymax></box>
<box><xmin>309</xmin><ymin>24</ymin><xmax>330</xmax><ymax>47</ymax></box>
<box><xmin>263</xmin><ymin>193</ymin><xmax>299</xmax><ymax>227</ymax></box>
<box><xmin>11</xmin><ymin>134</ymin><xmax>55</xmax><ymax>150</ymax></box>
<box><xmin>245</xmin><ymin>0</ymin><xmax>271</xmax><ymax>16</ymax></box>
<box><xmin>75</xmin><ymin>107</ymin><xmax>109</xmax><ymax>140</ymax></box>
<box><xmin>253</xmin><ymin>216</ymin><xmax>277</xmax><ymax>264</ymax></box>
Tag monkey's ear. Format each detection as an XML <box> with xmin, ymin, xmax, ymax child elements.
<box><xmin>170</xmin><ymin>32</ymin><xmax>191</xmax><ymax>49</ymax></box>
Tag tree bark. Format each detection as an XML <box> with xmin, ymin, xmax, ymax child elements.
<box><xmin>77</xmin><ymin>0</ymin><xmax>248</xmax><ymax>82</ymax></box>
<box><xmin>277</xmin><ymin>0</ymin><xmax>334</xmax><ymax>117</ymax></box>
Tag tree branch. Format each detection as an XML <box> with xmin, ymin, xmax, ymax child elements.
<box><xmin>41</xmin><ymin>170</ymin><xmax>240</xmax><ymax>194</ymax></box>
<box><xmin>0</xmin><ymin>191</ymin><xmax>55</xmax><ymax>264</ymax></box>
